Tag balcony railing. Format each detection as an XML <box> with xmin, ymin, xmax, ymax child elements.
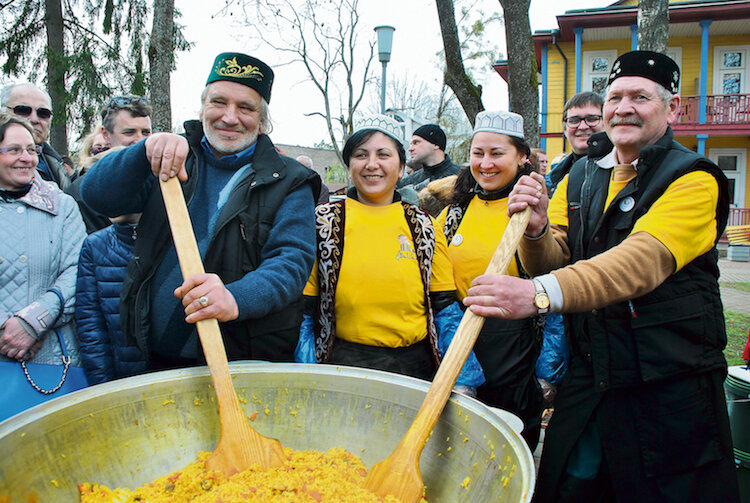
<box><xmin>678</xmin><ymin>94</ymin><xmax>750</xmax><ymax>125</ymax></box>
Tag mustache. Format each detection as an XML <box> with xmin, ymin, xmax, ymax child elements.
<box><xmin>212</xmin><ymin>121</ymin><xmax>245</xmax><ymax>132</ymax></box>
<box><xmin>609</xmin><ymin>116</ymin><xmax>643</xmax><ymax>127</ymax></box>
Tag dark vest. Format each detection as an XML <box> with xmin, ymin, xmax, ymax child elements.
<box><xmin>120</xmin><ymin>121</ymin><xmax>321</xmax><ymax>362</ymax></box>
<box><xmin>565</xmin><ymin>129</ymin><xmax>729</xmax><ymax>390</ymax></box>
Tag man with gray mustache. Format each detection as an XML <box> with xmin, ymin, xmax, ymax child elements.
<box><xmin>464</xmin><ymin>50</ymin><xmax>738</xmax><ymax>503</ymax></box>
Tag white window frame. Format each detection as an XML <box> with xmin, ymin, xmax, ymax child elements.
<box><xmin>712</xmin><ymin>45</ymin><xmax>749</xmax><ymax>95</ymax></box>
<box><xmin>583</xmin><ymin>50</ymin><xmax>618</xmax><ymax>96</ymax></box>
<box><xmin>709</xmin><ymin>148</ymin><xmax>747</xmax><ymax>208</ymax></box>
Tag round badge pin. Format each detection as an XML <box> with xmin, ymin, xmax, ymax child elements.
<box><xmin>619</xmin><ymin>196</ymin><xmax>635</xmax><ymax>212</ymax></box>
<box><xmin>451</xmin><ymin>234</ymin><xmax>463</xmax><ymax>246</ymax></box>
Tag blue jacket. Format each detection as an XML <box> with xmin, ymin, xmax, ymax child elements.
<box><xmin>75</xmin><ymin>223</ymin><xmax>147</xmax><ymax>384</ymax></box>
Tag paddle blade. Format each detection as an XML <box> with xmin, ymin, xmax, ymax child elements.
<box><xmin>364</xmin><ymin>452</ymin><xmax>425</xmax><ymax>503</ymax></box>
<box><xmin>206</xmin><ymin>417</ymin><xmax>286</xmax><ymax>475</ymax></box>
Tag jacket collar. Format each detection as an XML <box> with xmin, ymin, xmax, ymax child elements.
<box><xmin>16</xmin><ymin>176</ymin><xmax>59</xmax><ymax>215</ymax></box>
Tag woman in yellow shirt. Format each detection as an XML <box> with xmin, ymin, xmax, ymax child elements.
<box><xmin>437</xmin><ymin>110</ymin><xmax>543</xmax><ymax>449</ymax></box>
<box><xmin>297</xmin><ymin>115</ymin><xmax>482</xmax><ymax>390</ymax></box>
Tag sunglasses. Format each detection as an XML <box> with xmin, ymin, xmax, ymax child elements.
<box><xmin>8</xmin><ymin>105</ymin><xmax>52</xmax><ymax>120</ymax></box>
<box><xmin>90</xmin><ymin>145</ymin><xmax>110</xmax><ymax>155</ymax></box>
<box><xmin>107</xmin><ymin>96</ymin><xmax>149</xmax><ymax>109</ymax></box>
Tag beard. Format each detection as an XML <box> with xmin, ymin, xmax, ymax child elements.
<box><xmin>202</xmin><ymin>119</ymin><xmax>259</xmax><ymax>157</ymax></box>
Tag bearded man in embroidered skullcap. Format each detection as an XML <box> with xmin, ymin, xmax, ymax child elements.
<box><xmin>81</xmin><ymin>52</ymin><xmax>321</xmax><ymax>370</ymax></box>
<box><xmin>463</xmin><ymin>50</ymin><xmax>739</xmax><ymax>502</ymax></box>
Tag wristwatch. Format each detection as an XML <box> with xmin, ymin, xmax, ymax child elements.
<box><xmin>532</xmin><ymin>279</ymin><xmax>550</xmax><ymax>315</ymax></box>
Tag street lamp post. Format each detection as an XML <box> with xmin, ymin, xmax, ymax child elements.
<box><xmin>374</xmin><ymin>25</ymin><xmax>395</xmax><ymax>114</ymax></box>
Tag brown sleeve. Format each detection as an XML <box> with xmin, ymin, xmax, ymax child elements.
<box><xmin>518</xmin><ymin>223</ymin><xmax>572</xmax><ymax>276</ymax></box>
<box><xmin>552</xmin><ymin>231</ymin><xmax>676</xmax><ymax>313</ymax></box>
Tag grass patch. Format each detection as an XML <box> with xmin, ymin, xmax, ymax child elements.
<box><xmin>725</xmin><ymin>311</ymin><xmax>750</xmax><ymax>366</ymax></box>
<box><xmin>721</xmin><ymin>282</ymin><xmax>750</xmax><ymax>293</ymax></box>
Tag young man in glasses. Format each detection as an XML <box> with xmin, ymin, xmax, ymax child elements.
<box><xmin>545</xmin><ymin>91</ymin><xmax>605</xmax><ymax>197</ymax></box>
<box><xmin>0</xmin><ymin>83</ymin><xmax>72</xmax><ymax>191</ymax></box>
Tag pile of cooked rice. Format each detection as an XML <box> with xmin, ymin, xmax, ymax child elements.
<box><xmin>79</xmin><ymin>448</ymin><xmax>426</xmax><ymax>502</ymax></box>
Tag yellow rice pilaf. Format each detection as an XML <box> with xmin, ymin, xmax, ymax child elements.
<box><xmin>79</xmin><ymin>448</ymin><xmax>427</xmax><ymax>502</ymax></box>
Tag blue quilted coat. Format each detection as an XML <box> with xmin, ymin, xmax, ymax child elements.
<box><xmin>75</xmin><ymin>222</ymin><xmax>147</xmax><ymax>384</ymax></box>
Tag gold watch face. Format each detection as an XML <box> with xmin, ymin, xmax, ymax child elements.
<box><xmin>534</xmin><ymin>292</ymin><xmax>550</xmax><ymax>310</ymax></box>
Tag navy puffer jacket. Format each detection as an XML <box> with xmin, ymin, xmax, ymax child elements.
<box><xmin>75</xmin><ymin>222</ymin><xmax>147</xmax><ymax>384</ymax></box>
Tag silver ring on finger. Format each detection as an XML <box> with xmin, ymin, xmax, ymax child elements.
<box><xmin>198</xmin><ymin>296</ymin><xmax>210</xmax><ymax>308</ymax></box>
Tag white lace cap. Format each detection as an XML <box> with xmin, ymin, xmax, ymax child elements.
<box><xmin>353</xmin><ymin>114</ymin><xmax>403</xmax><ymax>143</ymax></box>
<box><xmin>473</xmin><ymin>110</ymin><xmax>525</xmax><ymax>139</ymax></box>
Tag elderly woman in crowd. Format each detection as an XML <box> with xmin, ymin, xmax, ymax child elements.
<box><xmin>296</xmin><ymin>115</ymin><xmax>482</xmax><ymax>391</ymax></box>
<box><xmin>0</xmin><ymin>112</ymin><xmax>86</xmax><ymax>421</ymax></box>
<box><xmin>437</xmin><ymin>110</ymin><xmax>544</xmax><ymax>449</ymax></box>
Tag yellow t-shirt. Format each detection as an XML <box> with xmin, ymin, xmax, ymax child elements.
<box><xmin>549</xmin><ymin>169</ymin><xmax>719</xmax><ymax>272</ymax></box>
<box><xmin>436</xmin><ymin>196</ymin><xmax>521</xmax><ymax>300</ymax></box>
<box><xmin>304</xmin><ymin>198</ymin><xmax>455</xmax><ymax>348</ymax></box>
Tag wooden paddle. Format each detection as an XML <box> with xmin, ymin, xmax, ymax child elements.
<box><xmin>159</xmin><ymin>176</ymin><xmax>286</xmax><ymax>476</ymax></box>
<box><xmin>364</xmin><ymin>207</ymin><xmax>533</xmax><ymax>502</ymax></box>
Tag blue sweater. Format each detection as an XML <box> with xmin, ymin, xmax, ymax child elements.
<box><xmin>80</xmin><ymin>137</ymin><xmax>316</xmax><ymax>360</ymax></box>
<box><xmin>76</xmin><ymin>223</ymin><xmax>147</xmax><ymax>383</ymax></box>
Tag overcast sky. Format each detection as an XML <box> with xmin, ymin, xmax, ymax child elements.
<box><xmin>171</xmin><ymin>0</ymin><xmax>612</xmax><ymax>147</ymax></box>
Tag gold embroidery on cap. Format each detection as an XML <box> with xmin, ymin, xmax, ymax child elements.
<box><xmin>216</xmin><ymin>57</ymin><xmax>264</xmax><ymax>80</ymax></box>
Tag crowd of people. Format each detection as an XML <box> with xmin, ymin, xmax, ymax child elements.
<box><xmin>0</xmin><ymin>49</ymin><xmax>740</xmax><ymax>502</ymax></box>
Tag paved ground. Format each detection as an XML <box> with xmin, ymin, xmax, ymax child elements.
<box><xmin>719</xmin><ymin>258</ymin><xmax>750</xmax><ymax>315</ymax></box>
<box><xmin>532</xmin><ymin>257</ymin><xmax>750</xmax><ymax>470</ymax></box>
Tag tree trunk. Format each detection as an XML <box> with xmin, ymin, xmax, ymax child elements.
<box><xmin>498</xmin><ymin>0</ymin><xmax>539</xmax><ymax>147</ymax></box>
<box><xmin>148</xmin><ymin>0</ymin><xmax>174</xmax><ymax>132</ymax></box>
<box><xmin>45</xmin><ymin>0</ymin><xmax>68</xmax><ymax>156</ymax></box>
<box><xmin>435</xmin><ymin>0</ymin><xmax>484</xmax><ymax>125</ymax></box>
<box><xmin>637</xmin><ymin>0</ymin><xmax>669</xmax><ymax>53</ymax></box>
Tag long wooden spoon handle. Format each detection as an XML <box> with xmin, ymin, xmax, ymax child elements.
<box><xmin>400</xmin><ymin>207</ymin><xmax>532</xmax><ymax>461</ymax></box>
<box><xmin>159</xmin><ymin>177</ymin><xmax>236</xmax><ymax>403</ymax></box>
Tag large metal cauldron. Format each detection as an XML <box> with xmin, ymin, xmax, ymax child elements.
<box><xmin>0</xmin><ymin>363</ymin><xmax>534</xmax><ymax>502</ymax></box>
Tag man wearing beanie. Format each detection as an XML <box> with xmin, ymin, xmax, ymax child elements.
<box><xmin>81</xmin><ymin>52</ymin><xmax>321</xmax><ymax>371</ymax></box>
<box><xmin>465</xmin><ymin>51</ymin><xmax>739</xmax><ymax>503</ymax></box>
<box><xmin>397</xmin><ymin>123</ymin><xmax>459</xmax><ymax>192</ymax></box>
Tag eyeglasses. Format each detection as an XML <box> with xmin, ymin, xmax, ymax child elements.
<box><xmin>7</xmin><ymin>105</ymin><xmax>53</xmax><ymax>120</ymax></box>
<box><xmin>564</xmin><ymin>114</ymin><xmax>602</xmax><ymax>128</ymax></box>
<box><xmin>0</xmin><ymin>145</ymin><xmax>43</xmax><ymax>156</ymax></box>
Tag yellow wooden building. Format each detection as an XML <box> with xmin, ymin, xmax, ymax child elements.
<box><xmin>493</xmin><ymin>0</ymin><xmax>750</xmax><ymax>225</ymax></box>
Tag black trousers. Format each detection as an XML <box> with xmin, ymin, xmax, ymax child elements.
<box><xmin>328</xmin><ymin>337</ymin><xmax>436</xmax><ymax>381</ymax></box>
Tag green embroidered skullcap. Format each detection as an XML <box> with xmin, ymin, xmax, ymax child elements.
<box><xmin>206</xmin><ymin>52</ymin><xmax>275</xmax><ymax>103</ymax></box>
<box><xmin>353</xmin><ymin>114</ymin><xmax>403</xmax><ymax>143</ymax></box>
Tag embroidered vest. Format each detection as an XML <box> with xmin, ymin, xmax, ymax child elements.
<box><xmin>312</xmin><ymin>200</ymin><xmax>440</xmax><ymax>364</ymax></box>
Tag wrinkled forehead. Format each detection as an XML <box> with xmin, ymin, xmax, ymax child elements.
<box><xmin>7</xmin><ymin>86</ymin><xmax>51</xmax><ymax>109</ymax></box>
<box><xmin>606</xmin><ymin>76</ymin><xmax>661</xmax><ymax>97</ymax></box>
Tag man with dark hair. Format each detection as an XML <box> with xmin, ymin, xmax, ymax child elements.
<box><xmin>546</xmin><ymin>91</ymin><xmax>605</xmax><ymax>197</ymax></box>
<box><xmin>100</xmin><ymin>96</ymin><xmax>152</xmax><ymax>148</ymax></box>
<box><xmin>66</xmin><ymin>95</ymin><xmax>153</xmax><ymax>233</ymax></box>
<box><xmin>81</xmin><ymin>52</ymin><xmax>320</xmax><ymax>370</ymax></box>
<box><xmin>398</xmin><ymin>123</ymin><xmax>459</xmax><ymax>192</ymax></box>
<box><xmin>1</xmin><ymin>83</ymin><xmax>73</xmax><ymax>190</ymax></box>
<box><xmin>465</xmin><ymin>51</ymin><xmax>739</xmax><ymax>503</ymax></box>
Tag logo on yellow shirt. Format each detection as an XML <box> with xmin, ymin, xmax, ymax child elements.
<box><xmin>396</xmin><ymin>234</ymin><xmax>417</xmax><ymax>261</ymax></box>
